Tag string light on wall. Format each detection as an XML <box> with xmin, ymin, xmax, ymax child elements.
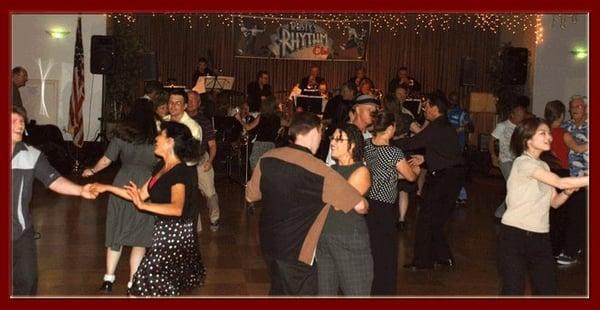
<box><xmin>535</xmin><ymin>14</ymin><xmax>544</xmax><ymax>45</ymax></box>
<box><xmin>106</xmin><ymin>13</ymin><xmax>574</xmax><ymax>37</ymax></box>
<box><xmin>105</xmin><ymin>13</ymin><xmax>136</xmax><ymax>24</ymax></box>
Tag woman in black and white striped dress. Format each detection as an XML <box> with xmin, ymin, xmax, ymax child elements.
<box><xmin>364</xmin><ymin>111</ymin><xmax>420</xmax><ymax>295</ymax></box>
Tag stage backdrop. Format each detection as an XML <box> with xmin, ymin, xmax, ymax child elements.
<box><xmin>108</xmin><ymin>13</ymin><xmax>506</xmax><ymax>130</ymax></box>
<box><xmin>111</xmin><ymin>13</ymin><xmax>504</xmax><ymax>115</ymax></box>
<box><xmin>232</xmin><ymin>15</ymin><xmax>370</xmax><ymax>61</ymax></box>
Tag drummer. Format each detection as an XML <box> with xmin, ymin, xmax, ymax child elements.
<box><xmin>247</xmin><ymin>70</ymin><xmax>272</xmax><ymax>112</ymax></box>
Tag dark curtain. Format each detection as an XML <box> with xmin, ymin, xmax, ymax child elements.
<box><xmin>115</xmin><ymin>14</ymin><xmax>500</xmax><ymax>103</ymax></box>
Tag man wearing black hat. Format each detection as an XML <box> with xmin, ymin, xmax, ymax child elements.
<box><xmin>325</xmin><ymin>94</ymin><xmax>378</xmax><ymax>166</ymax></box>
<box><xmin>396</xmin><ymin>91</ymin><xmax>465</xmax><ymax>271</ymax></box>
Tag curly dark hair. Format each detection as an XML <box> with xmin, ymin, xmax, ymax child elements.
<box><xmin>335</xmin><ymin>123</ymin><xmax>365</xmax><ymax>163</ymax></box>
<box><xmin>112</xmin><ymin>98</ymin><xmax>158</xmax><ymax>145</ymax></box>
<box><xmin>160</xmin><ymin>121</ymin><xmax>201</xmax><ymax>163</ymax></box>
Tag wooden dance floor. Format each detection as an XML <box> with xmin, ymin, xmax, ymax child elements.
<box><xmin>29</xmin><ymin>165</ymin><xmax>587</xmax><ymax>297</ymax></box>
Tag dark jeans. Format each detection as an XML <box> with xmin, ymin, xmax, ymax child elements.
<box><xmin>365</xmin><ymin>199</ymin><xmax>398</xmax><ymax>296</ymax></box>
<box><xmin>412</xmin><ymin>166</ymin><xmax>465</xmax><ymax>267</ymax></box>
<box><xmin>497</xmin><ymin>224</ymin><xmax>557</xmax><ymax>295</ymax></box>
<box><xmin>12</xmin><ymin>227</ymin><xmax>38</xmax><ymax>296</ymax></box>
<box><xmin>564</xmin><ymin>188</ymin><xmax>587</xmax><ymax>256</ymax></box>
<box><xmin>263</xmin><ymin>254</ymin><xmax>318</xmax><ymax>296</ymax></box>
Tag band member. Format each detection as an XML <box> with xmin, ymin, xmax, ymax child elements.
<box><xmin>192</xmin><ymin>57</ymin><xmax>215</xmax><ymax>84</ymax></box>
<box><xmin>347</xmin><ymin>65</ymin><xmax>367</xmax><ymax>92</ymax></box>
<box><xmin>247</xmin><ymin>70</ymin><xmax>272</xmax><ymax>112</ymax></box>
<box><xmin>299</xmin><ymin>65</ymin><xmax>325</xmax><ymax>95</ymax></box>
<box><xmin>388</xmin><ymin>67</ymin><xmax>421</xmax><ymax>97</ymax></box>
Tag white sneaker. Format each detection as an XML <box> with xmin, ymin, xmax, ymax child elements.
<box><xmin>556</xmin><ymin>253</ymin><xmax>578</xmax><ymax>265</ymax></box>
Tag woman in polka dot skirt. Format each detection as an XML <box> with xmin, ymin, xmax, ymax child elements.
<box><xmin>93</xmin><ymin>121</ymin><xmax>206</xmax><ymax>296</ymax></box>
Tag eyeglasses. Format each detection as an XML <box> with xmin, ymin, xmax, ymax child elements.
<box><xmin>329</xmin><ymin>136</ymin><xmax>349</xmax><ymax>142</ymax></box>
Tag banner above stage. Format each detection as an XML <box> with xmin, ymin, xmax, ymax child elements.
<box><xmin>233</xmin><ymin>15</ymin><xmax>371</xmax><ymax>61</ymax></box>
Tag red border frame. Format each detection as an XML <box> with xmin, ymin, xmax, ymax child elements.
<box><xmin>2</xmin><ymin>0</ymin><xmax>596</xmax><ymax>308</ymax></box>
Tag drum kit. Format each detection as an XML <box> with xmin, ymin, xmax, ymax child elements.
<box><xmin>205</xmin><ymin>89</ymin><xmax>246</xmax><ymax>117</ymax></box>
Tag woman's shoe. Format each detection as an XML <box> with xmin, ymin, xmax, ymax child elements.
<box><xmin>434</xmin><ymin>258</ymin><xmax>455</xmax><ymax>268</ymax></box>
<box><xmin>99</xmin><ymin>281</ymin><xmax>113</xmax><ymax>293</ymax></box>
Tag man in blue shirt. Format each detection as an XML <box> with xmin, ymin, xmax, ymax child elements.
<box><xmin>556</xmin><ymin>95</ymin><xmax>588</xmax><ymax>265</ymax></box>
<box><xmin>446</xmin><ymin>92</ymin><xmax>473</xmax><ymax>204</ymax></box>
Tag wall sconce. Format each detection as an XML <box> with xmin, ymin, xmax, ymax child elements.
<box><xmin>46</xmin><ymin>28</ymin><xmax>70</xmax><ymax>39</ymax></box>
<box><xmin>571</xmin><ymin>47</ymin><xmax>588</xmax><ymax>60</ymax></box>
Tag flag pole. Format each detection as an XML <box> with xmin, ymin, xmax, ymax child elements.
<box><xmin>72</xmin><ymin>145</ymin><xmax>82</xmax><ymax>176</ymax></box>
<box><xmin>68</xmin><ymin>16</ymin><xmax>85</xmax><ymax>177</ymax></box>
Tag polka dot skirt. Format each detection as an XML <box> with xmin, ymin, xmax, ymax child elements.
<box><xmin>129</xmin><ymin>217</ymin><xmax>206</xmax><ymax>296</ymax></box>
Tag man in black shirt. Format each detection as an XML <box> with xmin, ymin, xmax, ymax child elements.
<box><xmin>192</xmin><ymin>57</ymin><xmax>215</xmax><ymax>83</ymax></box>
<box><xmin>396</xmin><ymin>91</ymin><xmax>465</xmax><ymax>271</ymax></box>
<box><xmin>323</xmin><ymin>82</ymin><xmax>356</xmax><ymax>138</ymax></box>
<box><xmin>246</xmin><ymin>70</ymin><xmax>272</xmax><ymax>112</ymax></box>
<box><xmin>246</xmin><ymin>112</ymin><xmax>367</xmax><ymax>295</ymax></box>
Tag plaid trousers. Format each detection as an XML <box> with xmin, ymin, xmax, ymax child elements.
<box><xmin>317</xmin><ymin>227</ymin><xmax>373</xmax><ymax>296</ymax></box>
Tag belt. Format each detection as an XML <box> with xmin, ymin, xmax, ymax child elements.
<box><xmin>429</xmin><ymin>165</ymin><xmax>464</xmax><ymax>176</ymax></box>
<box><xmin>502</xmin><ymin>224</ymin><xmax>548</xmax><ymax>237</ymax></box>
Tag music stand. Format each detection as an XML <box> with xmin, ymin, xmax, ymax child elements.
<box><xmin>295</xmin><ymin>95</ymin><xmax>323</xmax><ymax>114</ymax></box>
<box><xmin>404</xmin><ymin>99</ymin><xmax>422</xmax><ymax>118</ymax></box>
<box><xmin>193</xmin><ymin>76</ymin><xmax>235</xmax><ymax>94</ymax></box>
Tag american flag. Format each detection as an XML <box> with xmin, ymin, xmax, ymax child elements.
<box><xmin>68</xmin><ymin>17</ymin><xmax>85</xmax><ymax>148</ymax></box>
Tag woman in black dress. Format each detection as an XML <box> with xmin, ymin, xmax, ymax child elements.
<box><xmin>93</xmin><ymin>121</ymin><xmax>206</xmax><ymax>296</ymax></box>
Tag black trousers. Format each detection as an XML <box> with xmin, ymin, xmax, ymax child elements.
<box><xmin>12</xmin><ymin>227</ymin><xmax>38</xmax><ymax>296</ymax></box>
<box><xmin>263</xmin><ymin>254</ymin><xmax>318</xmax><ymax>296</ymax></box>
<box><xmin>497</xmin><ymin>224</ymin><xmax>557</xmax><ymax>295</ymax></box>
<box><xmin>412</xmin><ymin>166</ymin><xmax>465</xmax><ymax>267</ymax></box>
<box><xmin>549</xmin><ymin>169</ymin><xmax>570</xmax><ymax>256</ymax></box>
<box><xmin>563</xmin><ymin>188</ymin><xmax>587</xmax><ymax>256</ymax></box>
<box><xmin>365</xmin><ymin>199</ymin><xmax>398</xmax><ymax>296</ymax></box>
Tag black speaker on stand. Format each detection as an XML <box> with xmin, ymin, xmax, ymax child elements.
<box><xmin>460</xmin><ymin>57</ymin><xmax>477</xmax><ymax>87</ymax></box>
<box><xmin>502</xmin><ymin>47</ymin><xmax>528</xmax><ymax>85</ymax></box>
<box><xmin>90</xmin><ymin>35</ymin><xmax>115</xmax><ymax>153</ymax></box>
<box><xmin>90</xmin><ymin>35</ymin><xmax>115</xmax><ymax>75</ymax></box>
